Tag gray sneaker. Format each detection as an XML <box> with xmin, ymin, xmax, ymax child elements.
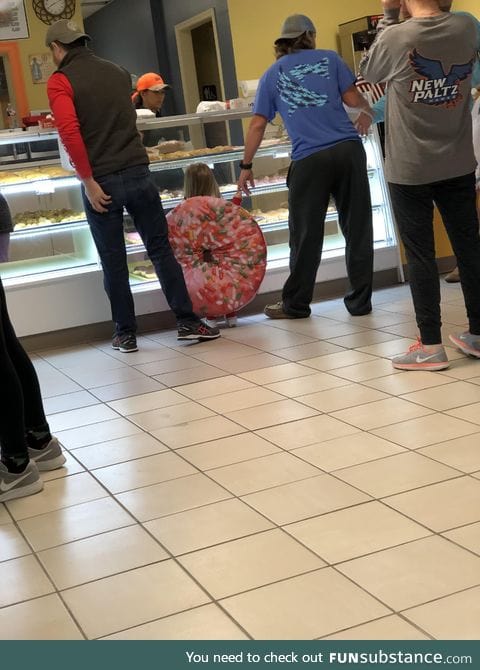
<box><xmin>449</xmin><ymin>332</ymin><xmax>480</xmax><ymax>359</ymax></box>
<box><xmin>28</xmin><ymin>437</ymin><xmax>66</xmax><ymax>471</ymax></box>
<box><xmin>392</xmin><ymin>339</ymin><xmax>449</xmax><ymax>371</ymax></box>
<box><xmin>0</xmin><ymin>461</ymin><xmax>43</xmax><ymax>503</ymax></box>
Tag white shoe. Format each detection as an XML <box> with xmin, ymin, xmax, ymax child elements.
<box><xmin>0</xmin><ymin>461</ymin><xmax>43</xmax><ymax>503</ymax></box>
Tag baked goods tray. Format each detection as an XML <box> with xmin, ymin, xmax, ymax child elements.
<box><xmin>12</xmin><ymin>218</ymin><xmax>87</xmax><ymax>235</ymax></box>
<box><xmin>149</xmin><ymin>143</ymin><xmax>292</xmax><ymax>171</ymax></box>
<box><xmin>13</xmin><ymin>218</ymin><xmax>87</xmax><ymax>237</ymax></box>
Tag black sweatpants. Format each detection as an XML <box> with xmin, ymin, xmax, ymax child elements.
<box><xmin>0</xmin><ymin>277</ymin><xmax>48</xmax><ymax>460</ymax></box>
<box><xmin>389</xmin><ymin>172</ymin><xmax>480</xmax><ymax>344</ymax></box>
<box><xmin>282</xmin><ymin>140</ymin><xmax>374</xmax><ymax>317</ymax></box>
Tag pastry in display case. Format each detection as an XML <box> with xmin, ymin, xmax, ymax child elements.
<box><xmin>128</xmin><ymin>260</ymin><xmax>157</xmax><ymax>281</ymax></box>
<box><xmin>0</xmin><ymin>165</ymin><xmax>72</xmax><ymax>185</ymax></box>
<box><xmin>14</xmin><ymin>209</ymin><xmax>85</xmax><ymax>229</ymax></box>
<box><xmin>0</xmin><ymin>138</ymin><xmax>96</xmax><ymax>279</ymax></box>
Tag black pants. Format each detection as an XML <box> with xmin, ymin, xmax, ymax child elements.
<box><xmin>389</xmin><ymin>172</ymin><xmax>480</xmax><ymax>344</ymax></box>
<box><xmin>282</xmin><ymin>140</ymin><xmax>373</xmax><ymax>317</ymax></box>
<box><xmin>0</xmin><ymin>278</ymin><xmax>48</xmax><ymax>460</ymax></box>
<box><xmin>82</xmin><ymin>164</ymin><xmax>197</xmax><ymax>337</ymax></box>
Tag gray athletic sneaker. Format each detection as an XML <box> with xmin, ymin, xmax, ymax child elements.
<box><xmin>0</xmin><ymin>461</ymin><xmax>43</xmax><ymax>503</ymax></box>
<box><xmin>392</xmin><ymin>339</ymin><xmax>449</xmax><ymax>371</ymax></box>
<box><xmin>449</xmin><ymin>332</ymin><xmax>480</xmax><ymax>359</ymax></box>
<box><xmin>28</xmin><ymin>437</ymin><xmax>66</xmax><ymax>471</ymax></box>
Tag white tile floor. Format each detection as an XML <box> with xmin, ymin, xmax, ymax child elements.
<box><xmin>1</xmin><ymin>281</ymin><xmax>480</xmax><ymax>640</ymax></box>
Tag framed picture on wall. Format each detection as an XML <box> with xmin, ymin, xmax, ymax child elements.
<box><xmin>0</xmin><ymin>1</ymin><xmax>29</xmax><ymax>40</ymax></box>
<box><xmin>28</xmin><ymin>52</ymin><xmax>55</xmax><ymax>84</ymax></box>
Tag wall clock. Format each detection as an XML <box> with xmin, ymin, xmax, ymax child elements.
<box><xmin>32</xmin><ymin>0</ymin><xmax>76</xmax><ymax>25</ymax></box>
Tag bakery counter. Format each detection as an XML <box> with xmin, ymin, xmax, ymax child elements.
<box><xmin>157</xmin><ymin>168</ymin><xmax>380</xmax><ymax>212</ymax></box>
<box><xmin>157</xmin><ymin>179</ymin><xmax>289</xmax><ymax>211</ymax></box>
<box><xmin>1</xmin><ymin>119</ymin><xmax>401</xmax><ymax>340</ymax></box>
<box><xmin>148</xmin><ymin>142</ymin><xmax>292</xmax><ymax>172</ymax></box>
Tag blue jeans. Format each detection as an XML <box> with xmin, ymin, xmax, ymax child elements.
<box><xmin>82</xmin><ymin>165</ymin><xmax>197</xmax><ymax>336</ymax></box>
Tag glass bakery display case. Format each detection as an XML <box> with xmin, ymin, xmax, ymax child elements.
<box><xmin>0</xmin><ymin>171</ymin><xmax>96</xmax><ymax>283</ymax></box>
<box><xmin>0</xmin><ymin>112</ymin><xmax>400</xmax><ymax>336</ymax></box>
<box><xmin>131</xmin><ymin>110</ymin><xmax>399</xmax><ymax>284</ymax></box>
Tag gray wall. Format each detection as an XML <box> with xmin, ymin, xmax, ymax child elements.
<box><xmin>150</xmin><ymin>0</ymin><xmax>239</xmax><ymax>115</ymax></box>
<box><xmin>85</xmin><ymin>0</ymin><xmax>241</xmax><ymax>136</ymax></box>
<box><xmin>84</xmin><ymin>0</ymin><xmax>163</xmax><ymax>83</ymax></box>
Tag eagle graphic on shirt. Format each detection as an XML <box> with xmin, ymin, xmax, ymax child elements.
<box><xmin>277</xmin><ymin>59</ymin><xmax>330</xmax><ymax>115</ymax></box>
<box><xmin>409</xmin><ymin>49</ymin><xmax>474</xmax><ymax>107</ymax></box>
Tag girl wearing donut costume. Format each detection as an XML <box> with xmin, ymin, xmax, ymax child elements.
<box><xmin>183</xmin><ymin>164</ymin><xmax>243</xmax><ymax>327</ymax></box>
<box><xmin>167</xmin><ymin>163</ymin><xmax>267</xmax><ymax>327</ymax></box>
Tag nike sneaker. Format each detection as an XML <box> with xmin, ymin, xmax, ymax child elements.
<box><xmin>392</xmin><ymin>338</ymin><xmax>449</xmax><ymax>371</ymax></box>
<box><xmin>449</xmin><ymin>332</ymin><xmax>480</xmax><ymax>359</ymax></box>
<box><xmin>0</xmin><ymin>461</ymin><xmax>43</xmax><ymax>503</ymax></box>
<box><xmin>28</xmin><ymin>437</ymin><xmax>66</xmax><ymax>471</ymax></box>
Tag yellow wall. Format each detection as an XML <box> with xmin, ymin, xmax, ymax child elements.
<box><xmin>228</xmin><ymin>0</ymin><xmax>385</xmax><ymax>80</ymax></box>
<box><xmin>455</xmin><ymin>0</ymin><xmax>479</xmax><ymax>15</ymax></box>
<box><xmin>17</xmin><ymin>3</ymin><xmax>84</xmax><ymax>112</ymax></box>
<box><xmin>228</xmin><ymin>0</ymin><xmax>478</xmax><ymax>80</ymax></box>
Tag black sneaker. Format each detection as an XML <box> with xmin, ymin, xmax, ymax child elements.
<box><xmin>112</xmin><ymin>333</ymin><xmax>138</xmax><ymax>353</ymax></box>
<box><xmin>177</xmin><ymin>321</ymin><xmax>221</xmax><ymax>341</ymax></box>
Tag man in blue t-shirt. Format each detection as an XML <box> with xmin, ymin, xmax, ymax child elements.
<box><xmin>238</xmin><ymin>14</ymin><xmax>375</xmax><ymax>319</ymax></box>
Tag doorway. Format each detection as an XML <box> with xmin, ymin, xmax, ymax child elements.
<box><xmin>175</xmin><ymin>9</ymin><xmax>229</xmax><ymax>149</ymax></box>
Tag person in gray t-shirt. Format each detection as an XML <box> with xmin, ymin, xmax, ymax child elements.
<box><xmin>360</xmin><ymin>0</ymin><xmax>480</xmax><ymax>371</ymax></box>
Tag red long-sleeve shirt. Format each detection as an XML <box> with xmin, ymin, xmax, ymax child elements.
<box><xmin>47</xmin><ymin>72</ymin><xmax>93</xmax><ymax>180</ymax></box>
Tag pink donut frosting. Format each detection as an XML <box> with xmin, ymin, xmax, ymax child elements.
<box><xmin>167</xmin><ymin>196</ymin><xmax>267</xmax><ymax>317</ymax></box>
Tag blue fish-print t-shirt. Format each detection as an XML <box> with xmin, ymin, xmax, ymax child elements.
<box><xmin>253</xmin><ymin>49</ymin><xmax>359</xmax><ymax>161</ymax></box>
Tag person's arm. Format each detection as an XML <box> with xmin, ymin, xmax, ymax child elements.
<box><xmin>237</xmin><ymin>114</ymin><xmax>268</xmax><ymax>195</ymax></box>
<box><xmin>359</xmin><ymin>27</ymin><xmax>396</xmax><ymax>84</ymax></box>
<box><xmin>375</xmin><ymin>0</ymin><xmax>403</xmax><ymax>33</ymax></box>
<box><xmin>47</xmin><ymin>73</ymin><xmax>112</xmax><ymax>213</ymax></box>
<box><xmin>342</xmin><ymin>84</ymin><xmax>374</xmax><ymax>135</ymax></box>
<box><xmin>371</xmin><ymin>95</ymin><xmax>386</xmax><ymax>123</ymax></box>
<box><xmin>359</xmin><ymin>0</ymin><xmax>402</xmax><ymax>78</ymax></box>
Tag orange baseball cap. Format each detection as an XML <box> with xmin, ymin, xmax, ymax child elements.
<box><xmin>136</xmin><ymin>72</ymin><xmax>171</xmax><ymax>93</ymax></box>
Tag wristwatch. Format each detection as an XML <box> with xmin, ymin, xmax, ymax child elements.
<box><xmin>239</xmin><ymin>161</ymin><xmax>253</xmax><ymax>170</ymax></box>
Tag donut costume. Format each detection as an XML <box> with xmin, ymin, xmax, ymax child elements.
<box><xmin>166</xmin><ymin>196</ymin><xmax>267</xmax><ymax>318</ymax></box>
